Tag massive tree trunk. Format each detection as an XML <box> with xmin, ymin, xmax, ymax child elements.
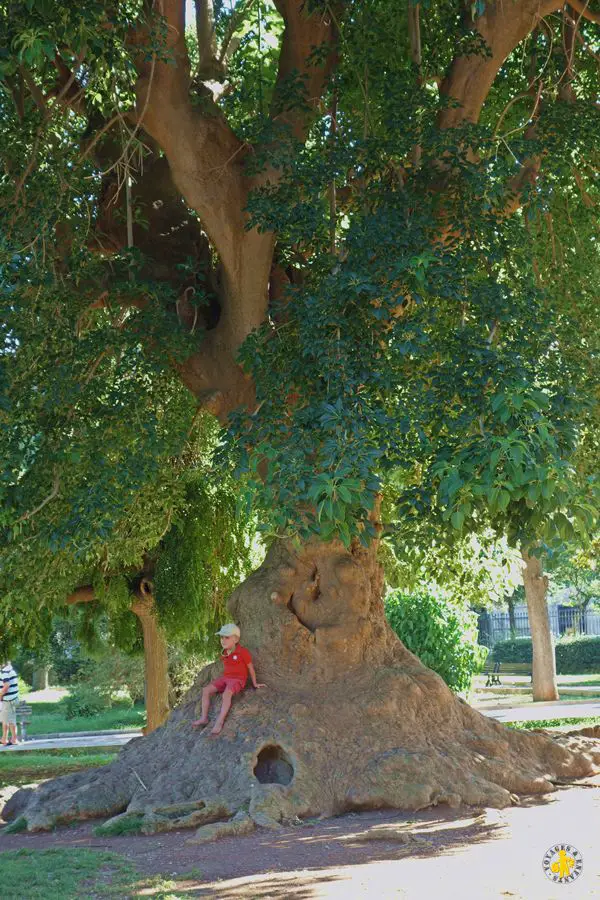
<box><xmin>521</xmin><ymin>549</ymin><xmax>559</xmax><ymax>702</ymax></box>
<box><xmin>131</xmin><ymin>582</ymin><xmax>171</xmax><ymax>734</ymax></box>
<box><xmin>6</xmin><ymin>536</ymin><xmax>599</xmax><ymax>835</ymax></box>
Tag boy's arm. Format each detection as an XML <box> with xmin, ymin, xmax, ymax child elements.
<box><xmin>247</xmin><ymin>662</ymin><xmax>266</xmax><ymax>689</ymax></box>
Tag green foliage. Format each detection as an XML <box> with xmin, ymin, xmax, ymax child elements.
<box><xmin>493</xmin><ymin>636</ymin><xmax>600</xmax><ymax>673</ymax></box>
<box><xmin>381</xmin><ymin>523</ymin><xmax>522</xmax><ymax>610</ymax></box>
<box><xmin>167</xmin><ymin>646</ymin><xmax>211</xmax><ymax>704</ymax></box>
<box><xmin>223</xmin><ymin>27</ymin><xmax>600</xmax><ymax>547</ymax></box>
<box><xmin>61</xmin><ymin>684</ymin><xmax>111</xmax><ymax>719</ymax></box>
<box><xmin>154</xmin><ymin>477</ymin><xmax>262</xmax><ymax>646</ymax></box>
<box><xmin>547</xmin><ymin>546</ymin><xmax>600</xmax><ymax>610</ymax></box>
<box><xmin>14</xmin><ymin>615</ymin><xmax>86</xmax><ymax>685</ymax></box>
<box><xmin>490</xmin><ymin>638</ymin><xmax>533</xmax><ymax>663</ymax></box>
<box><xmin>556</xmin><ymin>636</ymin><xmax>600</xmax><ymax>674</ymax></box>
<box><xmin>509</xmin><ymin>716</ymin><xmax>600</xmax><ymax>731</ymax></box>
<box><xmin>27</xmin><ymin>702</ymin><xmax>145</xmax><ymax>736</ymax></box>
<box><xmin>73</xmin><ymin>650</ymin><xmax>145</xmax><ymax>704</ymax></box>
<box><xmin>384</xmin><ymin>589</ymin><xmax>487</xmax><ymax>692</ymax></box>
<box><xmin>93</xmin><ymin>815</ymin><xmax>144</xmax><ymax>837</ymax></box>
<box><xmin>2</xmin><ymin>817</ymin><xmax>27</xmax><ymax>834</ymax></box>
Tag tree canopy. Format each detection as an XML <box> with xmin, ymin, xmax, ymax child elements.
<box><xmin>1</xmin><ymin>0</ymin><xmax>599</xmax><ymax>634</ymax></box>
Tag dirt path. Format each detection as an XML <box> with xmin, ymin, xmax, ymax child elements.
<box><xmin>1</xmin><ymin>778</ymin><xmax>599</xmax><ymax>898</ymax></box>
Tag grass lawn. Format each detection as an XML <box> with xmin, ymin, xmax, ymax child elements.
<box><xmin>0</xmin><ymin>748</ymin><xmax>118</xmax><ymax>789</ymax></box>
<box><xmin>0</xmin><ymin>849</ymin><xmax>196</xmax><ymax>899</ymax></box>
<box><xmin>24</xmin><ymin>700</ymin><xmax>146</xmax><ymax>736</ymax></box>
<box><xmin>508</xmin><ymin>715</ymin><xmax>600</xmax><ymax>732</ymax></box>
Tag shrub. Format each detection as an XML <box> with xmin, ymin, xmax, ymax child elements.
<box><xmin>72</xmin><ymin>650</ymin><xmax>145</xmax><ymax>705</ymax></box>
<box><xmin>492</xmin><ymin>635</ymin><xmax>600</xmax><ymax>673</ymax></box>
<box><xmin>490</xmin><ymin>638</ymin><xmax>533</xmax><ymax>664</ymax></box>
<box><xmin>384</xmin><ymin>589</ymin><xmax>487</xmax><ymax>693</ymax></box>
<box><xmin>168</xmin><ymin>647</ymin><xmax>212</xmax><ymax>704</ymax></box>
<box><xmin>62</xmin><ymin>684</ymin><xmax>111</xmax><ymax>719</ymax></box>
<box><xmin>555</xmin><ymin>635</ymin><xmax>600</xmax><ymax>673</ymax></box>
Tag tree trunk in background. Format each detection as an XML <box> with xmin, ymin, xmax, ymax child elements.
<box><xmin>507</xmin><ymin>595</ymin><xmax>517</xmax><ymax>639</ymax></box>
<box><xmin>521</xmin><ymin>549</ymin><xmax>559</xmax><ymax>702</ymax></box>
<box><xmin>131</xmin><ymin>582</ymin><xmax>171</xmax><ymax>734</ymax></box>
<box><xmin>32</xmin><ymin>666</ymin><xmax>49</xmax><ymax>691</ymax></box>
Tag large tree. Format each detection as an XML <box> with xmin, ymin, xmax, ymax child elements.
<box><xmin>2</xmin><ymin>0</ymin><xmax>600</xmax><ymax>834</ymax></box>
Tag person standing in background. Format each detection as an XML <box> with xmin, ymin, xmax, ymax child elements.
<box><xmin>1</xmin><ymin>659</ymin><xmax>19</xmax><ymax>746</ymax></box>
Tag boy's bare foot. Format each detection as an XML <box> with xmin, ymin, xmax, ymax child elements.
<box><xmin>210</xmin><ymin>723</ymin><xmax>223</xmax><ymax>735</ymax></box>
<box><xmin>191</xmin><ymin>718</ymin><xmax>208</xmax><ymax>727</ymax></box>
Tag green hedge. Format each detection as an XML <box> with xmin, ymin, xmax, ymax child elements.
<box><xmin>385</xmin><ymin>590</ymin><xmax>487</xmax><ymax>693</ymax></box>
<box><xmin>492</xmin><ymin>635</ymin><xmax>600</xmax><ymax>673</ymax></box>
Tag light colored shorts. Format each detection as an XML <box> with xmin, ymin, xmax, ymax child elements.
<box><xmin>211</xmin><ymin>677</ymin><xmax>245</xmax><ymax>695</ymax></box>
<box><xmin>1</xmin><ymin>700</ymin><xmax>18</xmax><ymax>726</ymax></box>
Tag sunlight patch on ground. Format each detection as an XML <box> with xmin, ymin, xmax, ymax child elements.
<box><xmin>23</xmin><ymin>688</ymin><xmax>68</xmax><ymax>704</ymax></box>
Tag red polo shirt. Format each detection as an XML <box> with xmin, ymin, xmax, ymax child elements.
<box><xmin>221</xmin><ymin>645</ymin><xmax>252</xmax><ymax>684</ymax></box>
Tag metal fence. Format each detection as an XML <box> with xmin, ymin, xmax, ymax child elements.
<box><xmin>478</xmin><ymin>604</ymin><xmax>600</xmax><ymax>648</ymax></box>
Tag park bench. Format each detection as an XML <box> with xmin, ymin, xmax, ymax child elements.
<box><xmin>484</xmin><ymin>661</ymin><xmax>532</xmax><ymax>685</ymax></box>
<box><xmin>484</xmin><ymin>661</ymin><xmax>501</xmax><ymax>686</ymax></box>
<box><xmin>496</xmin><ymin>662</ymin><xmax>532</xmax><ymax>682</ymax></box>
<box><xmin>16</xmin><ymin>702</ymin><xmax>32</xmax><ymax>742</ymax></box>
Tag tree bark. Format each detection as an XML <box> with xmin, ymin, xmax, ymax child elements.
<box><xmin>131</xmin><ymin>582</ymin><xmax>171</xmax><ymax>734</ymax></box>
<box><xmin>32</xmin><ymin>666</ymin><xmax>50</xmax><ymax>692</ymax></box>
<box><xmin>521</xmin><ymin>549</ymin><xmax>559</xmax><ymax>702</ymax></box>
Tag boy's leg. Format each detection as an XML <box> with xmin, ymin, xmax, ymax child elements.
<box><xmin>211</xmin><ymin>688</ymin><xmax>234</xmax><ymax>735</ymax></box>
<box><xmin>192</xmin><ymin>683</ymin><xmax>218</xmax><ymax>726</ymax></box>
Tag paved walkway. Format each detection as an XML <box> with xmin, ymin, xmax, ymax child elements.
<box><xmin>1</xmin><ymin>698</ymin><xmax>598</xmax><ymax>751</ymax></box>
<box><xmin>477</xmin><ymin>698</ymin><xmax>600</xmax><ymax>723</ymax></box>
<box><xmin>1</xmin><ymin>731</ymin><xmax>142</xmax><ymax>752</ymax></box>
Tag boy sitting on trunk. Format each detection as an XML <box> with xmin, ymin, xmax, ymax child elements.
<box><xmin>192</xmin><ymin>624</ymin><xmax>265</xmax><ymax>735</ymax></box>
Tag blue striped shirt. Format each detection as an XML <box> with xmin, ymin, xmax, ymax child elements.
<box><xmin>1</xmin><ymin>665</ymin><xmax>19</xmax><ymax>702</ymax></box>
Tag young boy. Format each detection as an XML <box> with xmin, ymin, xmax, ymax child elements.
<box><xmin>192</xmin><ymin>624</ymin><xmax>265</xmax><ymax>735</ymax></box>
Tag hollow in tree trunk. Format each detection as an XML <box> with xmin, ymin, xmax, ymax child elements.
<box><xmin>4</xmin><ymin>536</ymin><xmax>598</xmax><ymax>835</ymax></box>
<box><xmin>131</xmin><ymin>581</ymin><xmax>171</xmax><ymax>734</ymax></box>
<box><xmin>521</xmin><ymin>549</ymin><xmax>559</xmax><ymax>702</ymax></box>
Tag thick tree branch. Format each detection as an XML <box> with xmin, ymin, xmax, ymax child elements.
<box><xmin>130</xmin><ymin>1</ymin><xmax>246</xmax><ymax>263</ymax></box>
<box><xmin>195</xmin><ymin>0</ymin><xmax>225</xmax><ymax>79</ymax></box>
<box><xmin>272</xmin><ymin>0</ymin><xmax>340</xmax><ymax>141</ymax></box>
<box><xmin>66</xmin><ymin>586</ymin><xmax>95</xmax><ymax>605</ymax></box>
<box><xmin>439</xmin><ymin>1</ymin><xmax>565</xmax><ymax>127</ymax></box>
<box><xmin>569</xmin><ymin>0</ymin><xmax>600</xmax><ymax>24</ymax></box>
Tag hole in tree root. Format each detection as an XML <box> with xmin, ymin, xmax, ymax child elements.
<box><xmin>254</xmin><ymin>745</ymin><xmax>294</xmax><ymax>785</ymax></box>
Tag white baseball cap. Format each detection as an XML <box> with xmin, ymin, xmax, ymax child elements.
<box><xmin>216</xmin><ymin>623</ymin><xmax>241</xmax><ymax>638</ymax></box>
